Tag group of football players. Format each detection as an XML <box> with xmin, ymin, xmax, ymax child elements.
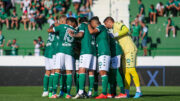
<box><xmin>42</xmin><ymin>15</ymin><xmax>142</xmax><ymax>99</ymax></box>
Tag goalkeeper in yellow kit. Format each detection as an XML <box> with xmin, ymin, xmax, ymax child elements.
<box><xmin>104</xmin><ymin>17</ymin><xmax>142</xmax><ymax>98</ymax></box>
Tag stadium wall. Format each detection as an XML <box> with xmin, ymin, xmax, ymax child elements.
<box><xmin>0</xmin><ymin>56</ymin><xmax>180</xmax><ymax>86</ymax></box>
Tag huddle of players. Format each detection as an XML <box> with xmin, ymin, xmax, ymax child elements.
<box><xmin>42</xmin><ymin>15</ymin><xmax>142</xmax><ymax>99</ymax></box>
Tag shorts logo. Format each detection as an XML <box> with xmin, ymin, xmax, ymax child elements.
<box><xmin>126</xmin><ymin>59</ymin><xmax>131</xmax><ymax>63</ymax></box>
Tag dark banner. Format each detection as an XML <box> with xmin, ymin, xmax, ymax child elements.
<box><xmin>0</xmin><ymin>66</ymin><xmax>180</xmax><ymax>86</ymax></box>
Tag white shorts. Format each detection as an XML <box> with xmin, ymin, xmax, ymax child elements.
<box><xmin>75</xmin><ymin>60</ymin><xmax>79</xmax><ymax>71</ymax></box>
<box><xmin>52</xmin><ymin>55</ymin><xmax>56</xmax><ymax>69</ymax></box>
<box><xmin>55</xmin><ymin>53</ymin><xmax>74</xmax><ymax>70</ymax></box>
<box><xmin>111</xmin><ymin>55</ymin><xmax>121</xmax><ymax>69</ymax></box>
<box><xmin>89</xmin><ymin>56</ymin><xmax>97</xmax><ymax>70</ymax></box>
<box><xmin>79</xmin><ymin>54</ymin><xmax>97</xmax><ymax>70</ymax></box>
<box><xmin>79</xmin><ymin>54</ymin><xmax>93</xmax><ymax>68</ymax></box>
<box><xmin>98</xmin><ymin>55</ymin><xmax>110</xmax><ymax>71</ymax></box>
<box><xmin>45</xmin><ymin>57</ymin><xmax>53</xmax><ymax>70</ymax></box>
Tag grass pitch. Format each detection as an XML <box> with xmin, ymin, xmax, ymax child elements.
<box><xmin>0</xmin><ymin>86</ymin><xmax>180</xmax><ymax>101</ymax></box>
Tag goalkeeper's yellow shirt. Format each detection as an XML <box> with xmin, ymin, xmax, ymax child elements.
<box><xmin>113</xmin><ymin>22</ymin><xmax>137</xmax><ymax>54</ymax></box>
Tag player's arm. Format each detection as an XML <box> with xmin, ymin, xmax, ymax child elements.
<box><xmin>88</xmin><ymin>24</ymin><xmax>99</xmax><ymax>34</ymax></box>
<box><xmin>69</xmin><ymin>31</ymin><xmax>84</xmax><ymax>38</ymax></box>
<box><xmin>139</xmin><ymin>7</ymin><xmax>144</xmax><ymax>16</ymax></box>
<box><xmin>7</xmin><ymin>40</ymin><xmax>11</xmax><ymax>47</ymax></box>
<box><xmin>114</xmin><ymin>25</ymin><xmax>129</xmax><ymax>38</ymax></box>
<box><xmin>141</xmin><ymin>32</ymin><xmax>146</xmax><ymax>40</ymax></box>
<box><xmin>141</xmin><ymin>27</ymin><xmax>147</xmax><ymax>40</ymax></box>
<box><xmin>47</xmin><ymin>24</ymin><xmax>60</xmax><ymax>33</ymax></box>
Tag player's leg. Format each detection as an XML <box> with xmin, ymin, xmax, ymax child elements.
<box><xmin>50</xmin><ymin>53</ymin><xmax>63</xmax><ymax>98</ymax></box>
<box><xmin>64</xmin><ymin>54</ymin><xmax>74</xmax><ymax>98</ymax></box>
<box><xmin>95</xmin><ymin>55</ymin><xmax>110</xmax><ymax>99</ymax></box>
<box><xmin>107</xmin><ymin>68</ymin><xmax>116</xmax><ymax>98</ymax></box>
<box><xmin>112</xmin><ymin>55</ymin><xmax>127</xmax><ymax>98</ymax></box>
<box><xmin>52</xmin><ymin>54</ymin><xmax>60</xmax><ymax>97</ymax></box>
<box><xmin>93</xmin><ymin>69</ymin><xmax>99</xmax><ymax>97</ymax></box>
<box><xmin>125</xmin><ymin>52</ymin><xmax>142</xmax><ymax>98</ymax></box>
<box><xmin>87</xmin><ymin>56</ymin><xmax>96</xmax><ymax>97</ymax></box>
<box><xmin>42</xmin><ymin>57</ymin><xmax>51</xmax><ymax>97</ymax></box>
<box><xmin>121</xmin><ymin>54</ymin><xmax>131</xmax><ymax>98</ymax></box>
<box><xmin>73</xmin><ymin>54</ymin><xmax>92</xmax><ymax>99</ymax></box>
<box><xmin>75</xmin><ymin>59</ymin><xmax>80</xmax><ymax>94</ymax></box>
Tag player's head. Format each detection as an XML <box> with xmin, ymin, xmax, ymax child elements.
<box><xmin>59</xmin><ymin>15</ymin><xmax>67</xmax><ymax>24</ymax></box>
<box><xmin>138</xmin><ymin>0</ymin><xmax>142</xmax><ymax>4</ymax></box>
<box><xmin>103</xmin><ymin>16</ymin><xmax>114</xmax><ymax>29</ymax></box>
<box><xmin>13</xmin><ymin>39</ymin><xmax>16</xmax><ymax>43</ymax></box>
<box><xmin>79</xmin><ymin>17</ymin><xmax>88</xmax><ymax>24</ymax></box>
<box><xmin>168</xmin><ymin>17</ymin><xmax>171</xmax><ymax>22</ymax></box>
<box><xmin>38</xmin><ymin>36</ymin><xmax>42</xmax><ymax>41</ymax></box>
<box><xmin>89</xmin><ymin>16</ymin><xmax>101</xmax><ymax>28</ymax></box>
<box><xmin>33</xmin><ymin>39</ymin><xmax>37</xmax><ymax>44</ymax></box>
<box><xmin>66</xmin><ymin>17</ymin><xmax>78</xmax><ymax>28</ymax></box>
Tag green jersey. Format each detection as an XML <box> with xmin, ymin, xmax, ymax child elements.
<box><xmin>132</xmin><ymin>25</ymin><xmax>141</xmax><ymax>37</ymax></box>
<box><xmin>0</xmin><ymin>13</ymin><xmax>8</xmax><ymax>20</ymax></box>
<box><xmin>9</xmin><ymin>43</ymin><xmax>18</xmax><ymax>56</ymax></box>
<box><xmin>108</xmin><ymin>33</ymin><xmax>123</xmax><ymax>57</ymax></box>
<box><xmin>95</xmin><ymin>25</ymin><xmax>111</xmax><ymax>56</ymax></box>
<box><xmin>44</xmin><ymin>33</ymin><xmax>55</xmax><ymax>58</ymax></box>
<box><xmin>52</xmin><ymin>33</ymin><xmax>59</xmax><ymax>55</ymax></box>
<box><xmin>78</xmin><ymin>22</ymin><xmax>94</xmax><ymax>55</ymax></box>
<box><xmin>139</xmin><ymin>3</ymin><xmax>145</xmax><ymax>15</ymax></box>
<box><xmin>149</xmin><ymin>8</ymin><xmax>157</xmax><ymax>13</ymax></box>
<box><xmin>54</xmin><ymin>24</ymin><xmax>77</xmax><ymax>56</ymax></box>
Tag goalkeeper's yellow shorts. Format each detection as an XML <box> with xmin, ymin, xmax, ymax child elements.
<box><xmin>122</xmin><ymin>51</ymin><xmax>137</xmax><ymax>68</ymax></box>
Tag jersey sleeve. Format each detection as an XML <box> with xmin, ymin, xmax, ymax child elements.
<box><xmin>78</xmin><ymin>23</ymin><xmax>85</xmax><ymax>33</ymax></box>
<box><xmin>113</xmin><ymin>22</ymin><xmax>129</xmax><ymax>37</ymax></box>
<box><xmin>54</xmin><ymin>24</ymin><xmax>63</xmax><ymax>32</ymax></box>
<box><xmin>96</xmin><ymin>25</ymin><xmax>102</xmax><ymax>32</ymax></box>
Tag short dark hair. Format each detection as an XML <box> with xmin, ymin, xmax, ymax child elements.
<box><xmin>66</xmin><ymin>17</ymin><xmax>78</xmax><ymax>26</ymax></box>
<box><xmin>34</xmin><ymin>39</ymin><xmax>37</xmax><ymax>42</ymax></box>
<box><xmin>38</xmin><ymin>36</ymin><xmax>42</xmax><ymax>40</ymax></box>
<box><xmin>168</xmin><ymin>17</ymin><xmax>171</xmax><ymax>20</ymax></box>
<box><xmin>59</xmin><ymin>15</ymin><xmax>67</xmax><ymax>20</ymax></box>
<box><xmin>103</xmin><ymin>16</ymin><xmax>114</xmax><ymax>23</ymax></box>
<box><xmin>79</xmin><ymin>17</ymin><xmax>88</xmax><ymax>23</ymax></box>
<box><xmin>90</xmin><ymin>16</ymin><xmax>101</xmax><ymax>24</ymax></box>
<box><xmin>138</xmin><ymin>0</ymin><xmax>142</xmax><ymax>2</ymax></box>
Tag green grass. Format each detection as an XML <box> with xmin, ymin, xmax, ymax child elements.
<box><xmin>0</xmin><ymin>86</ymin><xmax>180</xmax><ymax>101</ymax></box>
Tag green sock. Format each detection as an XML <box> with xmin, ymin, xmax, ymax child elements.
<box><xmin>93</xmin><ymin>71</ymin><xmax>99</xmax><ymax>96</ymax></box>
<box><xmin>66</xmin><ymin>74</ymin><xmax>72</xmax><ymax>94</ymax></box>
<box><xmin>63</xmin><ymin>74</ymin><xmax>67</xmax><ymax>92</ymax></box>
<box><xmin>53</xmin><ymin>72</ymin><xmax>60</xmax><ymax>94</ymax></box>
<box><xmin>89</xmin><ymin>75</ymin><xmax>94</xmax><ymax>92</ymax></box>
<box><xmin>79</xmin><ymin>73</ymin><xmax>86</xmax><ymax>91</ymax></box>
<box><xmin>108</xmin><ymin>69</ymin><xmax>116</xmax><ymax>94</ymax></box>
<box><xmin>49</xmin><ymin>74</ymin><xmax>54</xmax><ymax>92</ymax></box>
<box><xmin>75</xmin><ymin>73</ymin><xmax>79</xmax><ymax>93</ymax></box>
<box><xmin>116</xmin><ymin>69</ymin><xmax>125</xmax><ymax>94</ymax></box>
<box><xmin>43</xmin><ymin>75</ymin><xmax>49</xmax><ymax>92</ymax></box>
<box><xmin>101</xmin><ymin>75</ymin><xmax>108</xmax><ymax>95</ymax></box>
<box><xmin>59</xmin><ymin>74</ymin><xmax>63</xmax><ymax>91</ymax></box>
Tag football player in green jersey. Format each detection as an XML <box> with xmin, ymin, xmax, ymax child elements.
<box><xmin>68</xmin><ymin>17</ymin><xmax>97</xmax><ymax>99</ymax></box>
<box><xmin>42</xmin><ymin>20</ymin><xmax>55</xmax><ymax>97</ymax></box>
<box><xmin>106</xmin><ymin>30</ymin><xmax>127</xmax><ymax>99</ymax></box>
<box><xmin>48</xmin><ymin>15</ymin><xmax>68</xmax><ymax>98</ymax></box>
<box><xmin>88</xmin><ymin>16</ymin><xmax>111</xmax><ymax>99</ymax></box>
<box><xmin>48</xmin><ymin>17</ymin><xmax>78</xmax><ymax>99</ymax></box>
